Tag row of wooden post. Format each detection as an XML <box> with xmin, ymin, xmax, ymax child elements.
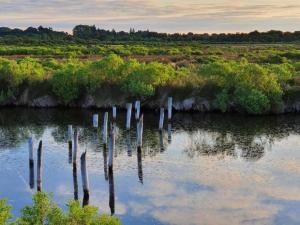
<box><xmin>92</xmin><ymin>97</ymin><xmax>172</xmax><ymax>130</ymax></box>
<box><xmin>27</xmin><ymin>96</ymin><xmax>172</xmax><ymax>209</ymax></box>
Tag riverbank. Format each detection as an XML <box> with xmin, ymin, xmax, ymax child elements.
<box><xmin>2</xmin><ymin>84</ymin><xmax>300</xmax><ymax>114</ymax></box>
<box><xmin>1</xmin><ymin>51</ymin><xmax>300</xmax><ymax>114</ymax></box>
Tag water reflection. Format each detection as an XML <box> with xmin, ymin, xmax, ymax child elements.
<box><xmin>137</xmin><ymin>147</ymin><xmax>143</xmax><ymax>184</ymax></box>
<box><xmin>2</xmin><ymin>109</ymin><xmax>299</xmax><ymax>161</ymax></box>
<box><xmin>29</xmin><ymin>160</ymin><xmax>34</xmax><ymax>189</ymax></box>
<box><xmin>108</xmin><ymin>168</ymin><xmax>115</xmax><ymax>215</ymax></box>
<box><xmin>1</xmin><ymin>109</ymin><xmax>300</xmax><ymax>225</ymax></box>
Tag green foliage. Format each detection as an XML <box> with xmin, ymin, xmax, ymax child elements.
<box><xmin>215</xmin><ymin>89</ymin><xmax>230</xmax><ymax>112</ymax></box>
<box><xmin>16</xmin><ymin>192</ymin><xmax>64</xmax><ymax>225</ymax></box>
<box><xmin>199</xmin><ymin>59</ymin><xmax>284</xmax><ymax>114</ymax></box>
<box><xmin>235</xmin><ymin>88</ymin><xmax>270</xmax><ymax>114</ymax></box>
<box><xmin>0</xmin><ymin>43</ymin><xmax>298</xmax><ymax>114</ymax></box>
<box><xmin>0</xmin><ymin>192</ymin><xmax>121</xmax><ymax>225</ymax></box>
<box><xmin>50</xmin><ymin>61</ymin><xmax>86</xmax><ymax>104</ymax></box>
<box><xmin>122</xmin><ymin>61</ymin><xmax>175</xmax><ymax>96</ymax></box>
<box><xmin>0</xmin><ymin>199</ymin><xmax>12</xmax><ymax>224</ymax></box>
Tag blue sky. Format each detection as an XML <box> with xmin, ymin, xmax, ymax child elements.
<box><xmin>1</xmin><ymin>0</ymin><xmax>300</xmax><ymax>33</ymax></box>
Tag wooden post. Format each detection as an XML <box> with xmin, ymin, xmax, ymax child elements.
<box><xmin>73</xmin><ymin>129</ymin><xmax>78</xmax><ymax>164</ymax></box>
<box><xmin>167</xmin><ymin>122</ymin><xmax>172</xmax><ymax>143</ymax></box>
<box><xmin>108</xmin><ymin>125</ymin><xmax>115</xmax><ymax>169</ymax></box>
<box><xmin>108</xmin><ymin>168</ymin><xmax>115</xmax><ymax>215</ymax></box>
<box><xmin>81</xmin><ymin>152</ymin><xmax>89</xmax><ymax>206</ymax></box>
<box><xmin>168</xmin><ymin>97</ymin><xmax>173</xmax><ymax>120</ymax></box>
<box><xmin>126</xmin><ymin>103</ymin><xmax>132</xmax><ymax>130</ymax></box>
<box><xmin>112</xmin><ymin>106</ymin><xmax>117</xmax><ymax>120</ymax></box>
<box><xmin>28</xmin><ymin>138</ymin><xmax>34</xmax><ymax>189</ymax></box>
<box><xmin>159</xmin><ymin>108</ymin><xmax>165</xmax><ymax>130</ymax></box>
<box><xmin>137</xmin><ymin>114</ymin><xmax>144</xmax><ymax>149</ymax></box>
<box><xmin>37</xmin><ymin>140</ymin><xmax>42</xmax><ymax>192</ymax></box>
<box><xmin>93</xmin><ymin>114</ymin><xmax>98</xmax><ymax>128</ymax></box>
<box><xmin>135</xmin><ymin>100</ymin><xmax>141</xmax><ymax>120</ymax></box>
<box><xmin>103</xmin><ymin>112</ymin><xmax>108</xmax><ymax>146</ymax></box>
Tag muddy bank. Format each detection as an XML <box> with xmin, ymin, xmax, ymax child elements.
<box><xmin>1</xmin><ymin>85</ymin><xmax>300</xmax><ymax>114</ymax></box>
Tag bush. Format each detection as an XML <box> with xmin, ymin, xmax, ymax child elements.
<box><xmin>0</xmin><ymin>192</ymin><xmax>121</xmax><ymax>225</ymax></box>
<box><xmin>235</xmin><ymin>88</ymin><xmax>270</xmax><ymax>114</ymax></box>
<box><xmin>198</xmin><ymin>59</ymin><xmax>284</xmax><ymax>114</ymax></box>
<box><xmin>50</xmin><ymin>61</ymin><xmax>86</xmax><ymax>103</ymax></box>
<box><xmin>122</xmin><ymin>61</ymin><xmax>175</xmax><ymax>96</ymax></box>
<box><xmin>0</xmin><ymin>199</ymin><xmax>12</xmax><ymax>224</ymax></box>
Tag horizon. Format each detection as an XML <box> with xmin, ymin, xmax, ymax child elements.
<box><xmin>1</xmin><ymin>0</ymin><xmax>300</xmax><ymax>34</ymax></box>
<box><xmin>2</xmin><ymin>25</ymin><xmax>300</xmax><ymax>36</ymax></box>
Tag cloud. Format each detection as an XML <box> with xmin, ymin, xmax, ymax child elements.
<box><xmin>0</xmin><ymin>0</ymin><xmax>300</xmax><ymax>32</ymax></box>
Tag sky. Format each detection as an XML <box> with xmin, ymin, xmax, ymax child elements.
<box><xmin>1</xmin><ymin>0</ymin><xmax>300</xmax><ymax>34</ymax></box>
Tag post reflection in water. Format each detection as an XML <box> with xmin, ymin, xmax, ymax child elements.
<box><xmin>68</xmin><ymin>141</ymin><xmax>72</xmax><ymax>164</ymax></box>
<box><xmin>108</xmin><ymin>167</ymin><xmax>115</xmax><ymax>216</ymax></box>
<box><xmin>137</xmin><ymin>147</ymin><xmax>143</xmax><ymax>184</ymax></box>
<box><xmin>167</xmin><ymin>123</ymin><xmax>172</xmax><ymax>143</ymax></box>
<box><xmin>2</xmin><ymin>109</ymin><xmax>300</xmax><ymax>225</ymax></box>
<box><xmin>82</xmin><ymin>190</ymin><xmax>89</xmax><ymax>207</ymax></box>
<box><xmin>126</xmin><ymin>131</ymin><xmax>132</xmax><ymax>157</ymax></box>
<box><xmin>159</xmin><ymin>130</ymin><xmax>164</xmax><ymax>152</ymax></box>
<box><xmin>29</xmin><ymin>160</ymin><xmax>34</xmax><ymax>189</ymax></box>
<box><xmin>72</xmin><ymin>163</ymin><xmax>79</xmax><ymax>201</ymax></box>
<box><xmin>103</xmin><ymin>145</ymin><xmax>108</xmax><ymax>181</ymax></box>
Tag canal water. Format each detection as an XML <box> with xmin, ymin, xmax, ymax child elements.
<box><xmin>0</xmin><ymin>108</ymin><xmax>300</xmax><ymax>225</ymax></box>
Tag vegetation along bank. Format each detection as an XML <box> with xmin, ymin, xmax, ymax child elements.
<box><xmin>1</xmin><ymin>43</ymin><xmax>300</xmax><ymax>114</ymax></box>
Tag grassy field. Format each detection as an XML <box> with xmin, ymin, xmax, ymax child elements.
<box><xmin>0</xmin><ymin>42</ymin><xmax>300</xmax><ymax>114</ymax></box>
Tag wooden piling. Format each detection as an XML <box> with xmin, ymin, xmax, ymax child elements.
<box><xmin>167</xmin><ymin>97</ymin><xmax>173</xmax><ymax>120</ymax></box>
<box><xmin>159</xmin><ymin>108</ymin><xmax>165</xmax><ymax>130</ymax></box>
<box><xmin>137</xmin><ymin>114</ymin><xmax>144</xmax><ymax>149</ymax></box>
<box><xmin>135</xmin><ymin>100</ymin><xmax>141</xmax><ymax>120</ymax></box>
<box><xmin>37</xmin><ymin>140</ymin><xmax>43</xmax><ymax>192</ymax></box>
<box><xmin>73</xmin><ymin>129</ymin><xmax>78</xmax><ymax>164</ymax></box>
<box><xmin>126</xmin><ymin>103</ymin><xmax>132</xmax><ymax>130</ymax></box>
<box><xmin>93</xmin><ymin>114</ymin><xmax>98</xmax><ymax>128</ymax></box>
<box><xmin>112</xmin><ymin>106</ymin><xmax>117</xmax><ymax>120</ymax></box>
<box><xmin>80</xmin><ymin>151</ymin><xmax>90</xmax><ymax>206</ymax></box>
<box><xmin>103</xmin><ymin>112</ymin><xmax>108</xmax><ymax>146</ymax></box>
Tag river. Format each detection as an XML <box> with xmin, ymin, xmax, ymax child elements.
<box><xmin>0</xmin><ymin>108</ymin><xmax>300</xmax><ymax>225</ymax></box>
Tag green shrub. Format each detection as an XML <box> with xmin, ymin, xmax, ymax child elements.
<box><xmin>0</xmin><ymin>199</ymin><xmax>12</xmax><ymax>224</ymax></box>
<box><xmin>0</xmin><ymin>192</ymin><xmax>121</xmax><ymax>225</ymax></box>
<box><xmin>50</xmin><ymin>61</ymin><xmax>86</xmax><ymax>103</ymax></box>
<box><xmin>122</xmin><ymin>61</ymin><xmax>175</xmax><ymax>96</ymax></box>
<box><xmin>235</xmin><ymin>88</ymin><xmax>270</xmax><ymax>114</ymax></box>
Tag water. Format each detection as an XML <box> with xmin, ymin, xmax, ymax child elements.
<box><xmin>0</xmin><ymin>108</ymin><xmax>300</xmax><ymax>225</ymax></box>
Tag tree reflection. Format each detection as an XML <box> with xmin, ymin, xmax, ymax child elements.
<box><xmin>1</xmin><ymin>108</ymin><xmax>300</xmax><ymax>161</ymax></box>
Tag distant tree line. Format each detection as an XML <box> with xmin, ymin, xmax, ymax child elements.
<box><xmin>1</xmin><ymin>25</ymin><xmax>300</xmax><ymax>43</ymax></box>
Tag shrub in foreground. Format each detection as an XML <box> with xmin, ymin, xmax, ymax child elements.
<box><xmin>0</xmin><ymin>192</ymin><xmax>121</xmax><ymax>225</ymax></box>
